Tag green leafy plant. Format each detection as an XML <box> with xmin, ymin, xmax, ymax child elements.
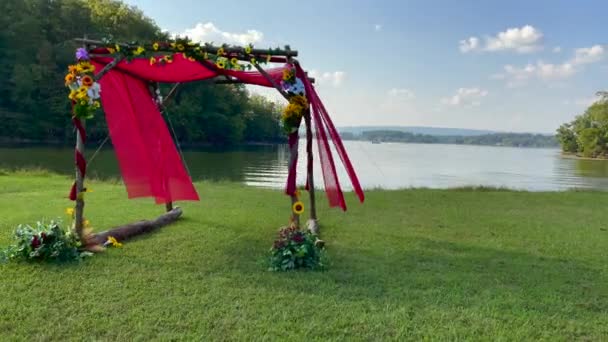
<box><xmin>269</xmin><ymin>226</ymin><xmax>325</xmax><ymax>271</ymax></box>
<box><xmin>1</xmin><ymin>220</ymin><xmax>90</xmax><ymax>263</ymax></box>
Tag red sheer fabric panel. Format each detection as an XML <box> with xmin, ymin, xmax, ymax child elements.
<box><xmin>92</xmin><ymin>54</ymin><xmax>285</xmax><ymax>86</ymax></box>
<box><xmin>296</xmin><ymin>64</ymin><xmax>365</xmax><ymax>210</ymax></box>
<box><xmin>92</xmin><ymin>62</ymin><xmax>199</xmax><ymax>204</ymax></box>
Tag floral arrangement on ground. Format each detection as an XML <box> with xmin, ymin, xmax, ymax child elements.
<box><xmin>0</xmin><ymin>220</ymin><xmax>91</xmax><ymax>263</ymax></box>
<box><xmin>269</xmin><ymin>225</ymin><xmax>326</xmax><ymax>271</ymax></box>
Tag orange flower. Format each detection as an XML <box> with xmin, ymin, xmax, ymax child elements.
<box><xmin>64</xmin><ymin>73</ymin><xmax>75</xmax><ymax>85</ymax></box>
<box><xmin>68</xmin><ymin>65</ymin><xmax>78</xmax><ymax>75</ymax></box>
<box><xmin>81</xmin><ymin>75</ymin><xmax>94</xmax><ymax>87</ymax></box>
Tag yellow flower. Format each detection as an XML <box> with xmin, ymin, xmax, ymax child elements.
<box><xmin>282</xmin><ymin>68</ymin><xmax>294</xmax><ymax>81</ymax></box>
<box><xmin>79</xmin><ymin>100</ymin><xmax>87</xmax><ymax>106</ymax></box>
<box><xmin>149</xmin><ymin>57</ymin><xmax>157</xmax><ymax>65</ymax></box>
<box><xmin>107</xmin><ymin>47</ymin><xmax>116</xmax><ymax>54</ymax></box>
<box><xmin>216</xmin><ymin>59</ymin><xmax>226</xmax><ymax>69</ymax></box>
<box><xmin>231</xmin><ymin>57</ymin><xmax>239</xmax><ymax>66</ymax></box>
<box><xmin>83</xmin><ymin>219</ymin><xmax>91</xmax><ymax>228</ymax></box>
<box><xmin>68</xmin><ymin>90</ymin><xmax>78</xmax><ymax>101</ymax></box>
<box><xmin>188</xmin><ymin>57</ymin><xmax>195</xmax><ymax>62</ymax></box>
<box><xmin>64</xmin><ymin>73</ymin><xmax>75</xmax><ymax>85</ymax></box>
<box><xmin>65</xmin><ymin>207</ymin><xmax>75</xmax><ymax>216</ymax></box>
<box><xmin>79</xmin><ymin>62</ymin><xmax>95</xmax><ymax>73</ymax></box>
<box><xmin>163</xmin><ymin>55</ymin><xmax>173</xmax><ymax>63</ymax></box>
<box><xmin>294</xmin><ymin>189</ymin><xmax>301</xmax><ymax>198</ymax></box>
<box><xmin>68</xmin><ymin>65</ymin><xmax>78</xmax><ymax>75</ymax></box>
<box><xmin>115</xmin><ymin>44</ymin><xmax>121</xmax><ymax>52</ymax></box>
<box><xmin>92</xmin><ymin>101</ymin><xmax>101</xmax><ymax>109</ymax></box>
<box><xmin>177</xmin><ymin>43</ymin><xmax>185</xmax><ymax>51</ymax></box>
<box><xmin>245</xmin><ymin>45</ymin><xmax>252</xmax><ymax>54</ymax></box>
<box><xmin>133</xmin><ymin>46</ymin><xmax>145</xmax><ymax>55</ymax></box>
<box><xmin>170</xmin><ymin>42</ymin><xmax>176</xmax><ymax>49</ymax></box>
<box><xmin>292</xmin><ymin>201</ymin><xmax>305</xmax><ymax>215</ymax></box>
<box><xmin>153</xmin><ymin>42</ymin><xmax>159</xmax><ymax>51</ymax></box>
<box><xmin>250</xmin><ymin>57</ymin><xmax>256</xmax><ymax>64</ymax></box>
<box><xmin>107</xmin><ymin>236</ymin><xmax>123</xmax><ymax>248</ymax></box>
<box><xmin>217</xmin><ymin>47</ymin><xmax>225</xmax><ymax>56</ymax></box>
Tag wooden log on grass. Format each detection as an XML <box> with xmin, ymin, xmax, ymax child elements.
<box><xmin>89</xmin><ymin>207</ymin><xmax>183</xmax><ymax>245</ymax></box>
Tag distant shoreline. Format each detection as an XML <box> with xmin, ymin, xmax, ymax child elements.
<box><xmin>559</xmin><ymin>152</ymin><xmax>608</xmax><ymax>161</ymax></box>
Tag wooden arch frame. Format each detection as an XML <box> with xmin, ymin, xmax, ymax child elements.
<box><xmin>70</xmin><ymin>38</ymin><xmax>320</xmax><ymax>247</ymax></box>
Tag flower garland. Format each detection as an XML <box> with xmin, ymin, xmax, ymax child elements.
<box><xmin>65</xmin><ymin>48</ymin><xmax>101</xmax><ymax>119</ymax></box>
<box><xmin>98</xmin><ymin>37</ymin><xmax>284</xmax><ymax>70</ymax></box>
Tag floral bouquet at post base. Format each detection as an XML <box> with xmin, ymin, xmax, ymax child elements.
<box><xmin>1</xmin><ymin>220</ymin><xmax>91</xmax><ymax>263</ymax></box>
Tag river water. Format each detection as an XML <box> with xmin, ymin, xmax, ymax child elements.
<box><xmin>2</xmin><ymin>141</ymin><xmax>608</xmax><ymax>191</ymax></box>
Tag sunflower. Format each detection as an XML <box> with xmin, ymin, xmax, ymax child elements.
<box><xmin>177</xmin><ymin>43</ymin><xmax>185</xmax><ymax>51</ymax></box>
<box><xmin>65</xmin><ymin>207</ymin><xmax>75</xmax><ymax>216</ymax></box>
<box><xmin>81</xmin><ymin>75</ymin><xmax>94</xmax><ymax>87</ymax></box>
<box><xmin>149</xmin><ymin>57</ymin><xmax>157</xmax><ymax>65</ymax></box>
<box><xmin>68</xmin><ymin>90</ymin><xmax>78</xmax><ymax>101</ymax></box>
<box><xmin>107</xmin><ymin>47</ymin><xmax>116</xmax><ymax>54</ymax></box>
<box><xmin>153</xmin><ymin>42</ymin><xmax>159</xmax><ymax>51</ymax></box>
<box><xmin>216</xmin><ymin>59</ymin><xmax>226</xmax><ymax>69</ymax></box>
<box><xmin>79</xmin><ymin>62</ymin><xmax>95</xmax><ymax>73</ymax></box>
<box><xmin>217</xmin><ymin>47</ymin><xmax>225</xmax><ymax>56</ymax></box>
<box><xmin>133</xmin><ymin>46</ymin><xmax>145</xmax><ymax>55</ymax></box>
<box><xmin>231</xmin><ymin>57</ymin><xmax>239</xmax><ymax>66</ymax></box>
<box><xmin>250</xmin><ymin>57</ymin><xmax>256</xmax><ymax>64</ymax></box>
<box><xmin>106</xmin><ymin>236</ymin><xmax>123</xmax><ymax>248</ymax></box>
<box><xmin>115</xmin><ymin>44</ymin><xmax>121</xmax><ymax>52</ymax></box>
<box><xmin>92</xmin><ymin>101</ymin><xmax>101</xmax><ymax>109</ymax></box>
<box><xmin>163</xmin><ymin>55</ymin><xmax>173</xmax><ymax>63</ymax></box>
<box><xmin>245</xmin><ymin>45</ymin><xmax>252</xmax><ymax>54</ymax></box>
<box><xmin>64</xmin><ymin>73</ymin><xmax>75</xmax><ymax>85</ymax></box>
<box><xmin>68</xmin><ymin>65</ymin><xmax>78</xmax><ymax>74</ymax></box>
<box><xmin>292</xmin><ymin>201</ymin><xmax>305</xmax><ymax>215</ymax></box>
<box><xmin>283</xmin><ymin>68</ymin><xmax>295</xmax><ymax>81</ymax></box>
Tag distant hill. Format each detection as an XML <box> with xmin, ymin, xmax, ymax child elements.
<box><xmin>338</xmin><ymin>126</ymin><xmax>497</xmax><ymax>137</ymax></box>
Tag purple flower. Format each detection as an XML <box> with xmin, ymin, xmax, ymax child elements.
<box><xmin>76</xmin><ymin>48</ymin><xmax>89</xmax><ymax>61</ymax></box>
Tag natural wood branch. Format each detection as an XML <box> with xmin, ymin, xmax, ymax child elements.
<box><xmin>89</xmin><ymin>207</ymin><xmax>183</xmax><ymax>245</ymax></box>
<box><xmin>94</xmin><ymin>56</ymin><xmax>124</xmax><ymax>81</ymax></box>
<box><xmin>253</xmin><ymin>62</ymin><xmax>290</xmax><ymax>100</ymax></box>
<box><xmin>75</xmin><ymin>38</ymin><xmax>298</xmax><ymax>57</ymax></box>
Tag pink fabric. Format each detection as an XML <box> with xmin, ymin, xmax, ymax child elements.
<box><xmin>296</xmin><ymin>64</ymin><xmax>365</xmax><ymax>210</ymax></box>
<box><xmin>92</xmin><ymin>61</ymin><xmax>199</xmax><ymax>204</ymax></box>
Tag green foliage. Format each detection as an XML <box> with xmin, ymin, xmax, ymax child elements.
<box><xmin>1</xmin><ymin>220</ymin><xmax>88</xmax><ymax>263</ymax></box>
<box><xmin>269</xmin><ymin>226</ymin><xmax>325</xmax><ymax>271</ymax></box>
<box><xmin>352</xmin><ymin>130</ymin><xmax>558</xmax><ymax>147</ymax></box>
<box><xmin>0</xmin><ymin>0</ymin><xmax>283</xmax><ymax>145</ymax></box>
<box><xmin>556</xmin><ymin>95</ymin><xmax>608</xmax><ymax>157</ymax></box>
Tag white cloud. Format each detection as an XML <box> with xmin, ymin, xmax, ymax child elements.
<box><xmin>494</xmin><ymin>45</ymin><xmax>605</xmax><ymax>87</ymax></box>
<box><xmin>459</xmin><ymin>37</ymin><xmax>480</xmax><ymax>53</ymax></box>
<box><xmin>571</xmin><ymin>45</ymin><xmax>605</xmax><ymax>65</ymax></box>
<box><xmin>553</xmin><ymin>46</ymin><xmax>562</xmax><ymax>53</ymax></box>
<box><xmin>563</xmin><ymin>96</ymin><xmax>601</xmax><ymax>107</ymax></box>
<box><xmin>388</xmin><ymin>88</ymin><xmax>414</xmax><ymax>99</ymax></box>
<box><xmin>374</xmin><ymin>24</ymin><xmax>382</xmax><ymax>32</ymax></box>
<box><xmin>459</xmin><ymin>25</ymin><xmax>543</xmax><ymax>53</ymax></box>
<box><xmin>441</xmin><ymin>87</ymin><xmax>488</xmax><ymax>107</ymax></box>
<box><xmin>308</xmin><ymin>70</ymin><xmax>346</xmax><ymax>87</ymax></box>
<box><xmin>179</xmin><ymin>22</ymin><xmax>263</xmax><ymax>45</ymax></box>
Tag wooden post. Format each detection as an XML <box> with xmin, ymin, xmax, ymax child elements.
<box><xmin>74</xmin><ymin>121</ymin><xmax>86</xmax><ymax>239</ymax></box>
<box><xmin>287</xmin><ymin>134</ymin><xmax>300</xmax><ymax>227</ymax></box>
<box><xmin>303</xmin><ymin>110</ymin><xmax>319</xmax><ymax>235</ymax></box>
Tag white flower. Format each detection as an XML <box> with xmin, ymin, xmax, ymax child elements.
<box><xmin>87</xmin><ymin>83</ymin><xmax>101</xmax><ymax>99</ymax></box>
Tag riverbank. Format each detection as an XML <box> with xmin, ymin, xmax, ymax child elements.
<box><xmin>1</xmin><ymin>172</ymin><xmax>607</xmax><ymax>340</ymax></box>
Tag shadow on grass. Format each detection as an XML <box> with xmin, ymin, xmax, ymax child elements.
<box><xmin>221</xmin><ymin>235</ymin><xmax>606</xmax><ymax>316</ymax></box>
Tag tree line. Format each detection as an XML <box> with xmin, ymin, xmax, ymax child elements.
<box><xmin>0</xmin><ymin>0</ymin><xmax>284</xmax><ymax>146</ymax></box>
<box><xmin>556</xmin><ymin>92</ymin><xmax>608</xmax><ymax>158</ymax></box>
<box><xmin>341</xmin><ymin>131</ymin><xmax>558</xmax><ymax>148</ymax></box>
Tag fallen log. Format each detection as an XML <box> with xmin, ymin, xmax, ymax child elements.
<box><xmin>89</xmin><ymin>207</ymin><xmax>183</xmax><ymax>245</ymax></box>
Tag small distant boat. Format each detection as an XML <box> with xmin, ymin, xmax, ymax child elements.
<box><xmin>371</xmin><ymin>139</ymin><xmax>382</xmax><ymax>144</ymax></box>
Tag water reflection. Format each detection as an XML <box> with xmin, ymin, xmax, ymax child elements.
<box><xmin>3</xmin><ymin>142</ymin><xmax>608</xmax><ymax>191</ymax></box>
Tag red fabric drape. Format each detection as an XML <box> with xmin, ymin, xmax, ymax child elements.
<box><xmin>296</xmin><ymin>64</ymin><xmax>365</xmax><ymax>210</ymax></box>
<box><xmin>90</xmin><ymin>53</ymin><xmax>363</xmax><ymax>209</ymax></box>
<box><xmin>92</xmin><ymin>61</ymin><xmax>199</xmax><ymax>204</ymax></box>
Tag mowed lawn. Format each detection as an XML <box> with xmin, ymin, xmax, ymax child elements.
<box><xmin>0</xmin><ymin>171</ymin><xmax>607</xmax><ymax>340</ymax></box>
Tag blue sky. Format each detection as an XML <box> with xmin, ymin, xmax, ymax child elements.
<box><xmin>123</xmin><ymin>0</ymin><xmax>607</xmax><ymax>133</ymax></box>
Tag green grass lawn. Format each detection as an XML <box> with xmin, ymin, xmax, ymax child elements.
<box><xmin>1</xmin><ymin>171</ymin><xmax>607</xmax><ymax>340</ymax></box>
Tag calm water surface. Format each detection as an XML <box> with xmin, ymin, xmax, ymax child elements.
<box><xmin>2</xmin><ymin>141</ymin><xmax>608</xmax><ymax>191</ymax></box>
